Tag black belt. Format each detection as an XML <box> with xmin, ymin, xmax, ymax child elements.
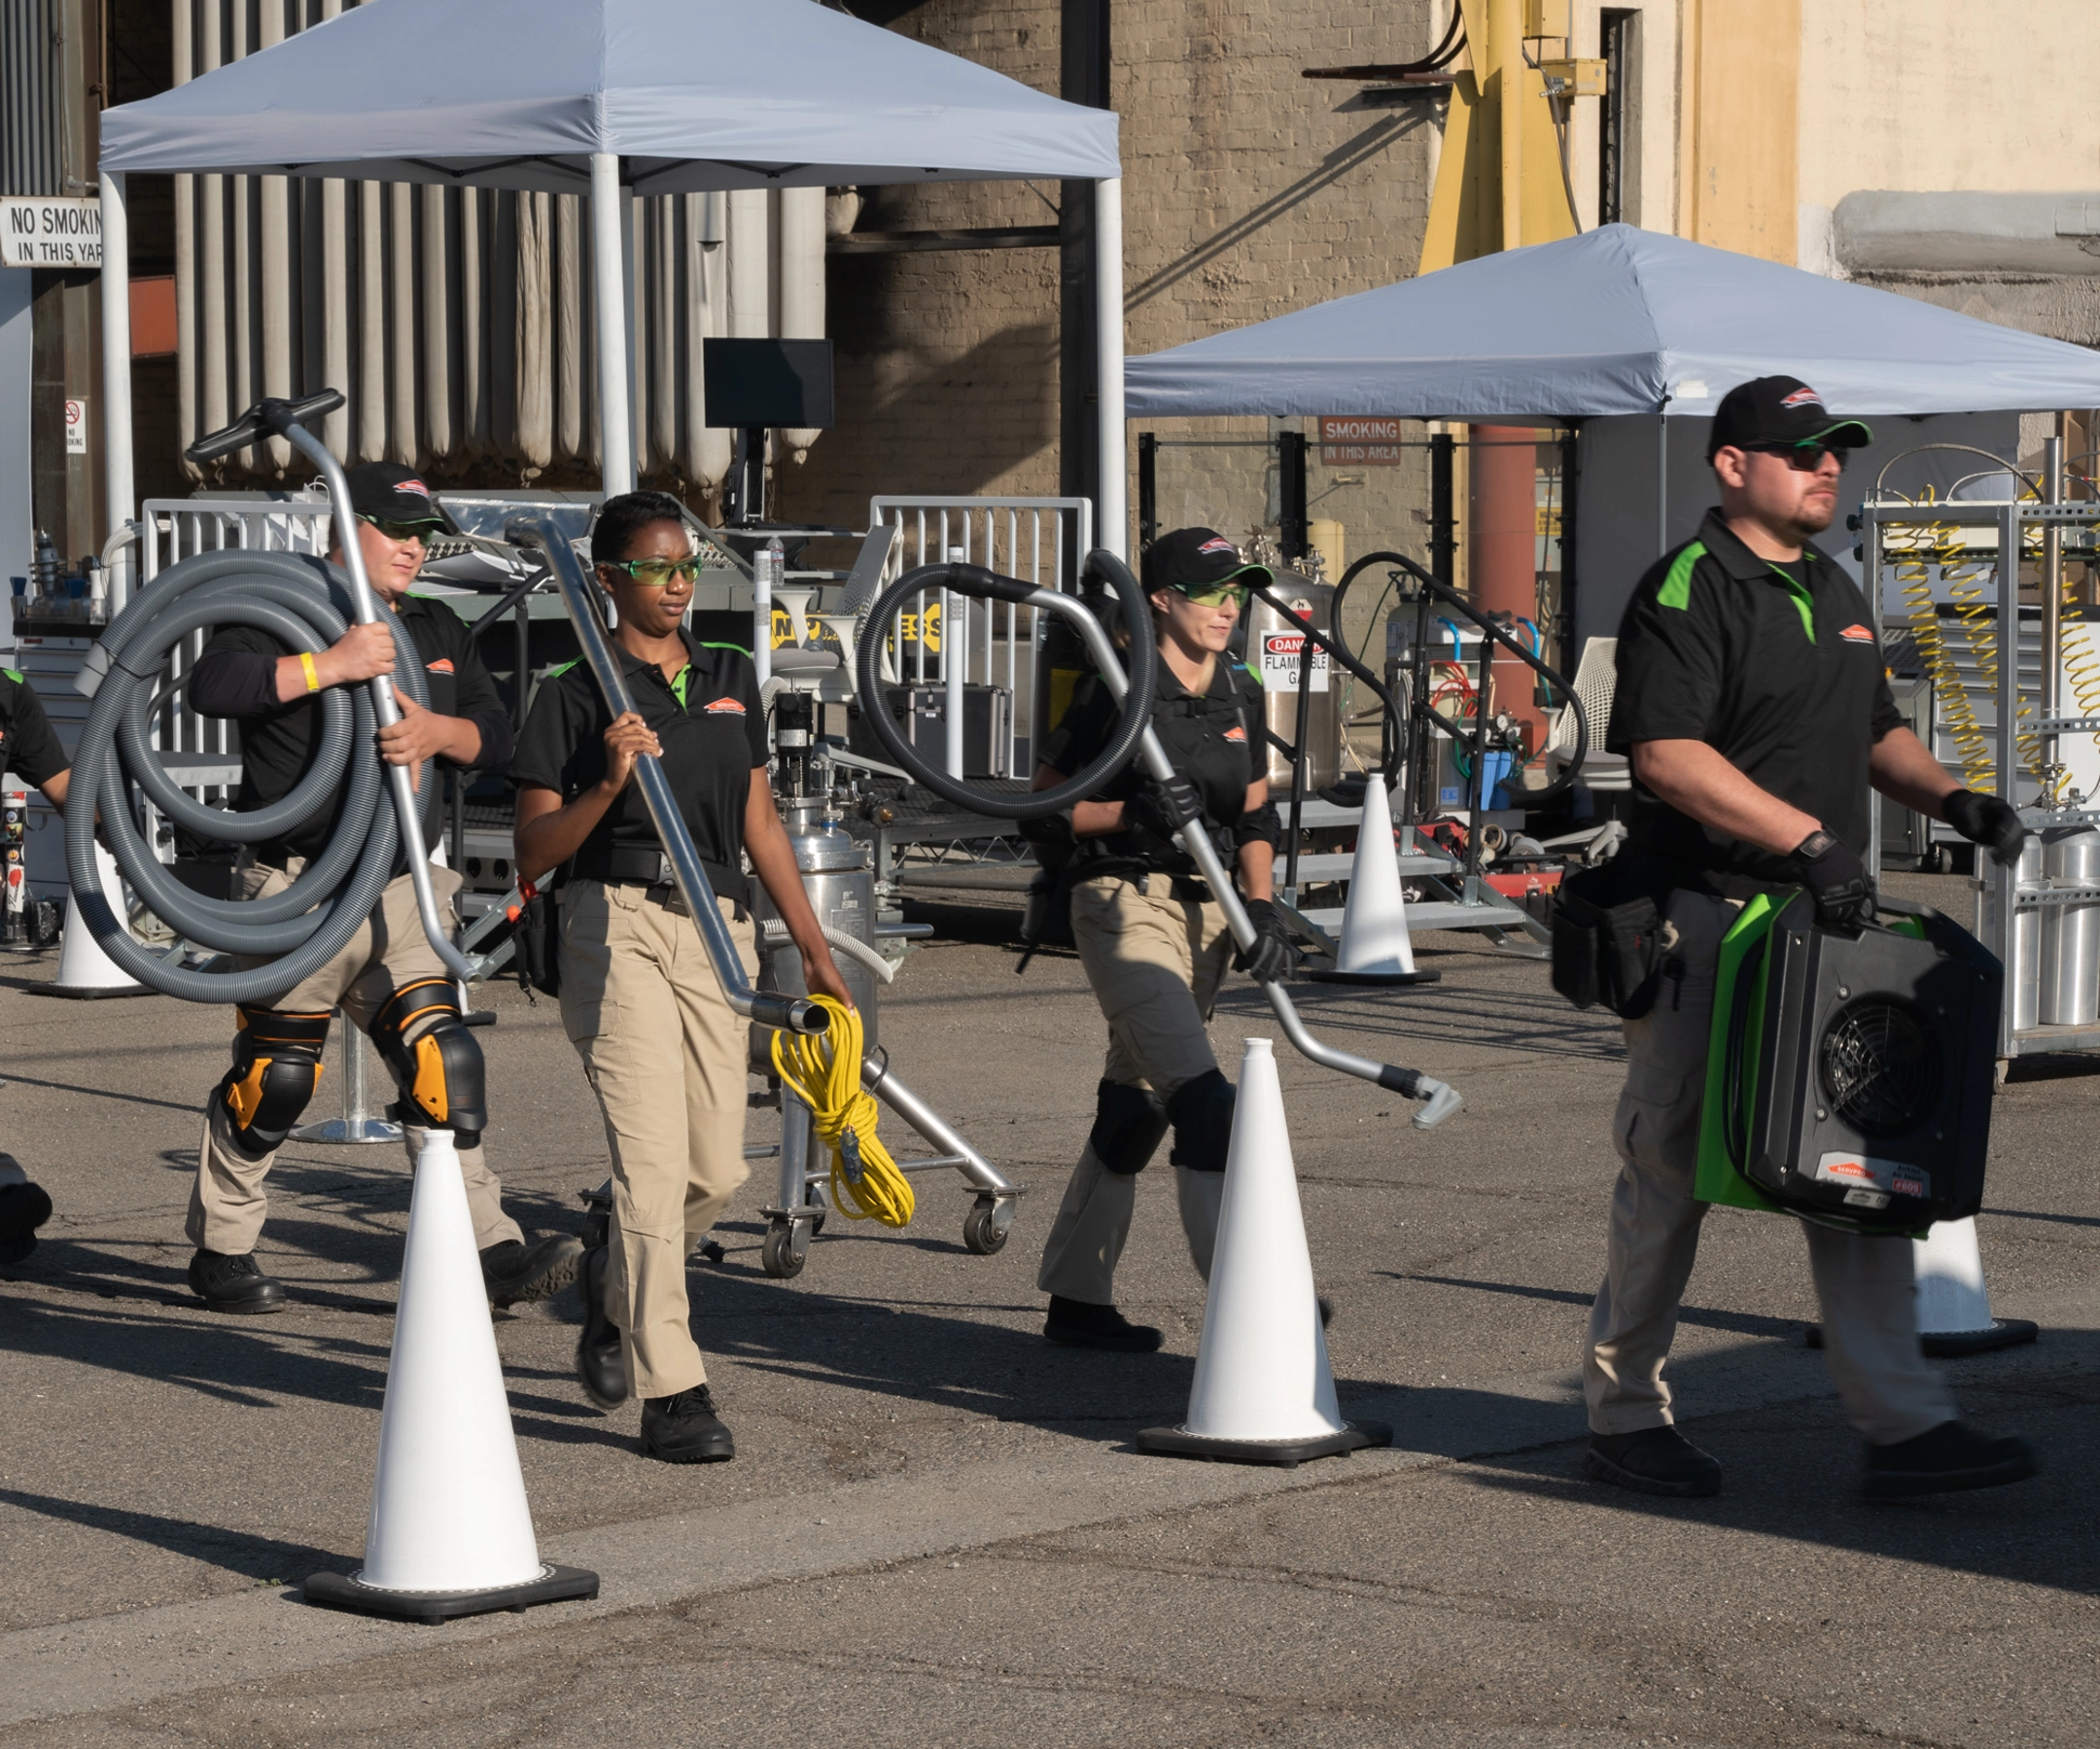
<box><xmin>569</xmin><ymin>844</ymin><xmax>750</xmax><ymax>917</ymax></box>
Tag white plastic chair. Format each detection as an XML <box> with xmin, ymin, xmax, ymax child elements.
<box><xmin>1546</xmin><ymin>637</ymin><xmax>1631</xmax><ymax>792</ymax></box>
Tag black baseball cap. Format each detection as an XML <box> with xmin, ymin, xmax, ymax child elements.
<box><xmin>1706</xmin><ymin>375</ymin><xmax>1872</xmax><ymax>461</ymax></box>
<box><xmin>1141</xmin><ymin>527</ymin><xmax>1273</xmax><ymax>595</ymax></box>
<box><xmin>344</xmin><ymin>462</ymin><xmax>459</xmax><ymax>535</ymax></box>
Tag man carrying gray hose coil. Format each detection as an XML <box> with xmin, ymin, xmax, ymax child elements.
<box><xmin>182</xmin><ymin>463</ymin><xmax>578</xmax><ymax>1314</ymax></box>
<box><xmin>1587</xmin><ymin>376</ymin><xmax>2035</xmax><ymax>1501</ymax></box>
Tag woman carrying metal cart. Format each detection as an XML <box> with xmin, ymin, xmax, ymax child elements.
<box><xmin>512</xmin><ymin>490</ymin><xmax>853</xmax><ymax>1463</ymax></box>
<box><xmin>1028</xmin><ymin>527</ymin><xmax>1297</xmax><ymax>1352</ymax></box>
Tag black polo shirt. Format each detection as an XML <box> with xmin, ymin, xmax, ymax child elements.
<box><xmin>1608</xmin><ymin>507</ymin><xmax>1902</xmax><ymax>895</ymax></box>
<box><xmin>1041</xmin><ymin>656</ymin><xmax>1262</xmax><ymax>874</ymax></box>
<box><xmin>510</xmin><ymin>631</ymin><xmax>768</xmax><ymax>881</ymax></box>
<box><xmin>189</xmin><ymin>592</ymin><xmax>515</xmax><ymax>865</ymax></box>
<box><xmin>0</xmin><ymin>670</ymin><xmax>69</xmax><ymax>790</ymax></box>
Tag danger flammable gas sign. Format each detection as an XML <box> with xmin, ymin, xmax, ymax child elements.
<box><xmin>1</xmin><ymin>199</ymin><xmax>102</xmax><ymax>268</ymax></box>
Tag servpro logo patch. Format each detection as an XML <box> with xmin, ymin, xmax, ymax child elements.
<box><xmin>704</xmin><ymin>697</ymin><xmax>747</xmax><ymax>716</ymax></box>
<box><xmin>1199</xmin><ymin>537</ymin><xmax>1238</xmax><ymax>556</ymax></box>
<box><xmin>1779</xmin><ymin>385</ymin><xmax>1824</xmax><ymax>409</ymax></box>
<box><xmin>1821</xmin><ymin>1157</ymin><xmax>1873</xmax><ymax>1181</ymax></box>
<box><xmin>1224</xmin><ymin>724</ymin><xmax>1247</xmax><ymax>742</ymax></box>
<box><xmin>1839</xmin><ymin>624</ymin><xmax>1874</xmax><ymax>644</ymax></box>
<box><xmin>425</xmin><ymin>657</ymin><xmax>455</xmax><ymax>673</ymax></box>
<box><xmin>396</xmin><ymin>475</ymin><xmax>434</xmax><ymax>500</ymax></box>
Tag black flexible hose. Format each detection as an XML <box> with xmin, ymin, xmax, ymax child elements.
<box><xmin>66</xmin><ymin>548</ymin><xmax>435</xmax><ymax>1003</ymax></box>
<box><xmin>853</xmin><ymin>558</ymin><xmax>1157</xmax><ymax>820</ymax></box>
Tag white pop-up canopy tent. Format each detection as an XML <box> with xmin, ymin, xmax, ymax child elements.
<box><xmin>93</xmin><ymin>0</ymin><xmax>1126</xmax><ymax>557</ymax></box>
<box><xmin>1124</xmin><ymin>224</ymin><xmax>2100</xmax><ymax>420</ymax></box>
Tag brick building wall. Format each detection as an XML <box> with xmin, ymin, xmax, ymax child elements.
<box><xmin>782</xmin><ymin>0</ymin><xmax>1448</xmax><ymax>582</ymax></box>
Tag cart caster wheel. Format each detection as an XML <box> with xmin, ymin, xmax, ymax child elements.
<box><xmin>963</xmin><ymin>1197</ymin><xmax>1014</xmax><ymax>1256</ymax></box>
<box><xmin>1994</xmin><ymin>1057</ymin><xmax>2011</xmax><ymax>1090</ymax></box>
<box><xmin>761</xmin><ymin>1219</ymin><xmax>808</xmax><ymax>1279</ymax></box>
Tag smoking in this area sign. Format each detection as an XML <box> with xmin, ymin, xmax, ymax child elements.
<box><xmin>1</xmin><ymin>198</ymin><xmax>102</xmax><ymax>268</ymax></box>
<box><xmin>1259</xmin><ymin>629</ymin><xmax>1329</xmax><ymax>692</ymax></box>
<box><xmin>65</xmin><ymin>400</ymin><xmax>88</xmax><ymax>456</ymax></box>
<box><xmin>1318</xmin><ymin>415</ymin><xmax>1405</xmax><ymax>466</ymax></box>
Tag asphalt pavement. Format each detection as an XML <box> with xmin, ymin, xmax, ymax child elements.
<box><xmin>2</xmin><ymin>870</ymin><xmax>2095</xmax><ymax>1748</ymax></box>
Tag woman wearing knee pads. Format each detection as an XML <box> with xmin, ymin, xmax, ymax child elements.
<box><xmin>1029</xmin><ymin>528</ymin><xmax>1295</xmax><ymax>1351</ymax></box>
<box><xmin>512</xmin><ymin>491</ymin><xmax>851</xmax><ymax>1463</ymax></box>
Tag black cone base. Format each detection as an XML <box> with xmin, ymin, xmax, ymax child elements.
<box><xmin>1804</xmin><ymin>1318</ymin><xmax>2039</xmax><ymax>1358</ymax></box>
<box><xmin>303</xmin><ymin>1562</ymin><xmax>598</xmax><ymax>1624</ymax></box>
<box><xmin>1304</xmin><ymin>966</ymin><xmax>1441</xmax><ymax>986</ymax></box>
<box><xmin>38</xmin><ymin>982</ymin><xmax>154</xmax><ymax>1000</ymax></box>
<box><xmin>1138</xmin><ymin>1419</ymin><xmax>1392</xmax><ymax>1468</ymax></box>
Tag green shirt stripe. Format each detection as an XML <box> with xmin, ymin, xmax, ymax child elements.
<box><xmin>1767</xmin><ymin>564</ymin><xmax>1816</xmax><ymax>643</ymax></box>
<box><xmin>1655</xmin><ymin>541</ymin><xmax>1707</xmax><ymax>611</ymax></box>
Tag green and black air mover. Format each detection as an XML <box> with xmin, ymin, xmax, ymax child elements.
<box><xmin>1694</xmin><ymin>892</ymin><xmax>2002</xmax><ymax>1234</ymax></box>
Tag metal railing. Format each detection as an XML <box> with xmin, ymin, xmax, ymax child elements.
<box><xmin>868</xmin><ymin>497</ymin><xmax>1092</xmax><ymax>779</ymax></box>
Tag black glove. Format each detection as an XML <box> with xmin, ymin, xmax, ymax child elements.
<box><xmin>1129</xmin><ymin>775</ymin><xmax>1203</xmax><ymax>845</ymax></box>
<box><xmin>1234</xmin><ymin>897</ymin><xmax>1297</xmax><ymax>984</ymax></box>
<box><xmin>1942</xmin><ymin>787</ymin><xmax>2027</xmax><ymax>866</ymax></box>
<box><xmin>1793</xmin><ymin>829</ymin><xmax>1875</xmax><ymax>934</ymax></box>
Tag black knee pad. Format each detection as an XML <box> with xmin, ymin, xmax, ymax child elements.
<box><xmin>214</xmin><ymin>1006</ymin><xmax>332</xmax><ymax>1160</ymax></box>
<box><xmin>1166</xmin><ymin>1068</ymin><xmax>1235</xmax><ymax>1173</ymax></box>
<box><xmin>373</xmin><ymin>980</ymin><xmax>488</xmax><ymax>1147</ymax></box>
<box><xmin>1089</xmin><ymin>1078</ymin><xmax>1169</xmax><ymax>1175</ymax></box>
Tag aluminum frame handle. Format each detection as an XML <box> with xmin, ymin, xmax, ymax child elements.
<box><xmin>1025</xmin><ymin>587</ymin><xmax>1462</xmax><ymax>1129</ymax></box>
<box><xmin>275</xmin><ymin>417</ymin><xmax>473</xmax><ymax>984</ymax></box>
<box><xmin>505</xmin><ymin>513</ymin><xmax>823</xmax><ymax>1036</ymax></box>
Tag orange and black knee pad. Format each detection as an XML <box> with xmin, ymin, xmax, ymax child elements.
<box><xmin>371</xmin><ymin>978</ymin><xmax>487</xmax><ymax>1147</ymax></box>
<box><xmin>215</xmin><ymin>1005</ymin><xmax>332</xmax><ymax>1160</ymax></box>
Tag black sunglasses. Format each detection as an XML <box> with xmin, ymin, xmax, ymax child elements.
<box><xmin>1745</xmin><ymin>440</ymin><xmax>1848</xmax><ymax>473</ymax></box>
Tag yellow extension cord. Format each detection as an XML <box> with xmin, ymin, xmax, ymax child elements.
<box><xmin>769</xmin><ymin>996</ymin><xmax>916</xmax><ymax>1229</ymax></box>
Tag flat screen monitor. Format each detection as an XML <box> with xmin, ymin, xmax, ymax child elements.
<box><xmin>703</xmin><ymin>337</ymin><xmax>835</xmax><ymax>430</ymax></box>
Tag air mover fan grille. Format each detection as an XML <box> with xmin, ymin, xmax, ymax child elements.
<box><xmin>1818</xmin><ymin>998</ymin><xmax>1942</xmax><ymax>1138</ymax></box>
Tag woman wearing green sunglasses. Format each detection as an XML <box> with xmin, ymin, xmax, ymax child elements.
<box><xmin>513</xmin><ymin>490</ymin><xmax>850</xmax><ymax>1464</ymax></box>
<box><xmin>1026</xmin><ymin>527</ymin><xmax>1298</xmax><ymax>1352</ymax></box>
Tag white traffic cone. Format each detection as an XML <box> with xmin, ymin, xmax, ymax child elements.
<box><xmin>1140</xmin><ymin>1038</ymin><xmax>1391</xmax><ymax>1465</ymax></box>
<box><xmin>1305</xmin><ymin>779</ymin><xmax>1439</xmax><ymax>986</ymax></box>
<box><xmin>47</xmin><ymin>840</ymin><xmax>147</xmax><ymax>998</ymax></box>
<box><xmin>304</xmin><ymin>1131</ymin><xmax>597</xmax><ymax>1622</ymax></box>
<box><xmin>1912</xmin><ymin>1216</ymin><xmax>2038</xmax><ymax>1357</ymax></box>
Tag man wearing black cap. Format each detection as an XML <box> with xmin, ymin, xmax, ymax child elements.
<box><xmin>1029</xmin><ymin>527</ymin><xmax>1295</xmax><ymax>1349</ymax></box>
<box><xmin>1585</xmin><ymin>376</ymin><xmax>2036</xmax><ymax>1500</ymax></box>
<box><xmin>180</xmin><ymin>463</ymin><xmax>578</xmax><ymax>1313</ymax></box>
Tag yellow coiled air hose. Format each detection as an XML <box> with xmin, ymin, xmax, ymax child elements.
<box><xmin>770</xmin><ymin>996</ymin><xmax>915</xmax><ymax>1229</ymax></box>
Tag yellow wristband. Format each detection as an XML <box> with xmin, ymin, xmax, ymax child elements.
<box><xmin>299</xmin><ymin>650</ymin><xmax>321</xmax><ymax>693</ymax></box>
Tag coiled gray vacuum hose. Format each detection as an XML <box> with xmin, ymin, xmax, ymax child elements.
<box><xmin>65</xmin><ymin>548</ymin><xmax>435</xmax><ymax>1004</ymax></box>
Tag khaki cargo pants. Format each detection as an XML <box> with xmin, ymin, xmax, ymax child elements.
<box><xmin>559</xmin><ymin>879</ymin><xmax>757</xmax><ymax>1401</ymax></box>
<box><xmin>190</xmin><ymin>859</ymin><xmax>524</xmax><ymax>1257</ymax></box>
<box><xmin>1037</xmin><ymin>872</ymin><xmax>1237</xmax><ymax>1305</ymax></box>
<box><xmin>1585</xmin><ymin>887</ymin><xmax>1956</xmax><ymax>1447</ymax></box>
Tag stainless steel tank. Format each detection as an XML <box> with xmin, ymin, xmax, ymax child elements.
<box><xmin>1244</xmin><ymin>573</ymin><xmax>1340</xmax><ymax>792</ymax></box>
<box><xmin>1982</xmin><ymin>834</ymin><xmax>2045</xmax><ymax>1032</ymax></box>
<box><xmin>752</xmin><ymin>800</ymin><xmax>881</xmax><ymax>1048</ymax></box>
<box><xmin>2041</xmin><ymin>824</ymin><xmax>2100</xmax><ymax>1027</ymax></box>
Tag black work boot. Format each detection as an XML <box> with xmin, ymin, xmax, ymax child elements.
<box><xmin>575</xmin><ymin>1243</ymin><xmax>629</xmax><ymax>1411</ymax></box>
<box><xmin>1863</xmin><ymin>1420</ymin><xmax>2040</xmax><ymax>1500</ymax></box>
<box><xmin>1043</xmin><ymin>1294</ymin><xmax>1164</xmax><ymax>1352</ymax></box>
<box><xmin>640</xmin><ymin>1383</ymin><xmax>735</xmax><ymax>1463</ymax></box>
<box><xmin>1585</xmin><ymin>1425</ymin><xmax>1723</xmax><ymax>1497</ymax></box>
<box><xmin>481</xmin><ymin>1234</ymin><xmax>583</xmax><ymax>1309</ymax></box>
<box><xmin>187</xmin><ymin>1247</ymin><xmax>287</xmax><ymax>1314</ymax></box>
<box><xmin>0</xmin><ymin>1178</ymin><xmax>53</xmax><ymax>1266</ymax></box>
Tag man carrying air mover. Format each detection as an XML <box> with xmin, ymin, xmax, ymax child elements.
<box><xmin>0</xmin><ymin>671</ymin><xmax>71</xmax><ymax>1263</ymax></box>
<box><xmin>1586</xmin><ymin>375</ymin><xmax>2037</xmax><ymax>1500</ymax></box>
<box><xmin>182</xmin><ymin>463</ymin><xmax>578</xmax><ymax>1314</ymax></box>
<box><xmin>1027</xmin><ymin>528</ymin><xmax>1296</xmax><ymax>1351</ymax></box>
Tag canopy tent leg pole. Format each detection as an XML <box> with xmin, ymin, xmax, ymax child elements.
<box><xmin>589</xmin><ymin>152</ymin><xmax>636</xmax><ymax>498</ymax></box>
<box><xmin>1095</xmin><ymin>175</ymin><xmax>1126</xmax><ymax>559</ymax></box>
<box><xmin>99</xmin><ymin>171</ymin><xmax>135</xmax><ymax>611</ymax></box>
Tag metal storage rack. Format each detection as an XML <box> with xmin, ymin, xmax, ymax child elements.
<box><xmin>1862</xmin><ymin>453</ymin><xmax>2100</xmax><ymax>1073</ymax></box>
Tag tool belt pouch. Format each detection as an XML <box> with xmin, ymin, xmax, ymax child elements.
<box><xmin>515</xmin><ymin>884</ymin><xmax>562</xmax><ymax>1000</ymax></box>
<box><xmin>1552</xmin><ymin>863</ymin><xmax>1667</xmax><ymax>1019</ymax></box>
